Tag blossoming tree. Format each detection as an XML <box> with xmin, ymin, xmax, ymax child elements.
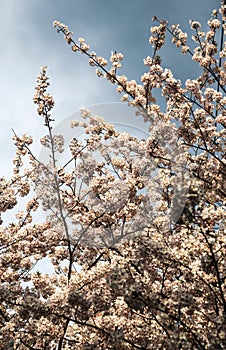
<box><xmin>0</xmin><ymin>2</ymin><xmax>225</xmax><ymax>349</ymax></box>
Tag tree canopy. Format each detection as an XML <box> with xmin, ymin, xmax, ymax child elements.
<box><xmin>0</xmin><ymin>2</ymin><xmax>225</xmax><ymax>349</ymax></box>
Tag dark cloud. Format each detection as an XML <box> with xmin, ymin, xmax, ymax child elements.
<box><xmin>0</xmin><ymin>0</ymin><xmax>220</xmax><ymax>176</ymax></box>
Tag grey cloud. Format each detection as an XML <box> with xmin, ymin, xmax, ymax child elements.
<box><xmin>0</xmin><ymin>0</ymin><xmax>220</xmax><ymax>177</ymax></box>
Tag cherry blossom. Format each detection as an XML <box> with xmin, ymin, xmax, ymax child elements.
<box><xmin>0</xmin><ymin>3</ymin><xmax>225</xmax><ymax>349</ymax></box>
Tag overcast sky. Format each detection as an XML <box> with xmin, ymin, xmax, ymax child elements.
<box><xmin>0</xmin><ymin>0</ymin><xmax>219</xmax><ymax>177</ymax></box>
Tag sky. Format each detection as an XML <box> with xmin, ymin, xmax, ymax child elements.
<box><xmin>0</xmin><ymin>0</ymin><xmax>221</xmax><ymax>274</ymax></box>
<box><xmin>0</xmin><ymin>0</ymin><xmax>220</xmax><ymax>177</ymax></box>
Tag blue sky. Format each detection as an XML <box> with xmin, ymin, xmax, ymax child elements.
<box><xmin>0</xmin><ymin>0</ymin><xmax>219</xmax><ymax>176</ymax></box>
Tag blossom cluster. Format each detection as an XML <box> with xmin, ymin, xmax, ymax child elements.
<box><xmin>33</xmin><ymin>66</ymin><xmax>55</xmax><ymax>123</ymax></box>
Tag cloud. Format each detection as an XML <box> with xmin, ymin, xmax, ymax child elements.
<box><xmin>0</xmin><ymin>0</ymin><xmax>219</xmax><ymax>177</ymax></box>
